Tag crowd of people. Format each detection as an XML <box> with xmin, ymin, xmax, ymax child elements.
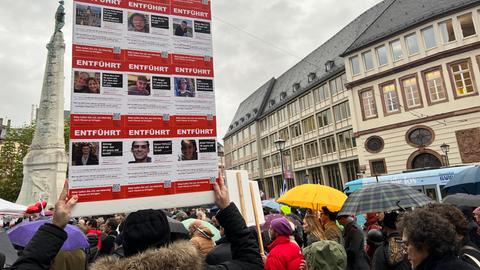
<box><xmin>3</xmin><ymin>180</ymin><xmax>480</xmax><ymax>270</ymax></box>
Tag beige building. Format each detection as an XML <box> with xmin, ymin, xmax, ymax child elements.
<box><xmin>343</xmin><ymin>0</ymin><xmax>480</xmax><ymax>175</ymax></box>
<box><xmin>223</xmin><ymin>1</ymin><xmax>397</xmax><ymax>199</ymax></box>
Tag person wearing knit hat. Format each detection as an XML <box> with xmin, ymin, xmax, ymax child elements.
<box><xmin>265</xmin><ymin>216</ymin><xmax>304</xmax><ymax>270</ymax></box>
<box><xmin>122</xmin><ymin>209</ymin><xmax>171</xmax><ymax>257</ymax></box>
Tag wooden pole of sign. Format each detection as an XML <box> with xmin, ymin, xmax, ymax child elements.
<box><xmin>249</xmin><ymin>182</ymin><xmax>265</xmax><ymax>256</ymax></box>
<box><xmin>236</xmin><ymin>172</ymin><xmax>247</xmax><ymax>218</ymax></box>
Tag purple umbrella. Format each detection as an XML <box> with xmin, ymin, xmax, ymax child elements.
<box><xmin>7</xmin><ymin>219</ymin><xmax>89</xmax><ymax>251</ymax></box>
<box><xmin>261</xmin><ymin>214</ymin><xmax>283</xmax><ymax>231</ymax></box>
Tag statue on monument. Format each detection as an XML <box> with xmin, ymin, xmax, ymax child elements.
<box><xmin>55</xmin><ymin>1</ymin><xmax>65</xmax><ymax>32</ymax></box>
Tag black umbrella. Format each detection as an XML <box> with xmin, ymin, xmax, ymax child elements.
<box><xmin>0</xmin><ymin>231</ymin><xmax>18</xmax><ymax>267</ymax></box>
<box><xmin>443</xmin><ymin>193</ymin><xmax>480</xmax><ymax>207</ymax></box>
<box><xmin>167</xmin><ymin>217</ymin><xmax>189</xmax><ymax>241</ymax></box>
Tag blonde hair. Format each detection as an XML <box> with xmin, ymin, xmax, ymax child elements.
<box><xmin>304</xmin><ymin>212</ymin><xmax>326</xmax><ymax>241</ymax></box>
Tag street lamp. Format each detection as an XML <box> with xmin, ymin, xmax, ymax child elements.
<box><xmin>440</xmin><ymin>143</ymin><xmax>450</xmax><ymax>166</ymax></box>
<box><xmin>274</xmin><ymin>139</ymin><xmax>287</xmax><ymax>193</ymax></box>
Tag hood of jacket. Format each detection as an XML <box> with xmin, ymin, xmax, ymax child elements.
<box><xmin>91</xmin><ymin>240</ymin><xmax>203</xmax><ymax>270</ymax></box>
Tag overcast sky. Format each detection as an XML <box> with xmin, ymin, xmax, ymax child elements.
<box><xmin>0</xmin><ymin>0</ymin><xmax>382</xmax><ymax>141</ymax></box>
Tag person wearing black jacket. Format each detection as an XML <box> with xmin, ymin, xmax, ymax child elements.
<box><xmin>337</xmin><ymin>215</ymin><xmax>370</xmax><ymax>270</ymax></box>
<box><xmin>11</xmin><ymin>176</ymin><xmax>263</xmax><ymax>270</ymax></box>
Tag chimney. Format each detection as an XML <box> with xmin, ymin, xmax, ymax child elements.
<box><xmin>7</xmin><ymin>119</ymin><xmax>11</xmax><ymax>128</ymax></box>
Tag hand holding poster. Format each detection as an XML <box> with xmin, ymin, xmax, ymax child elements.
<box><xmin>70</xmin><ymin>0</ymin><xmax>217</xmax><ymax>216</ymax></box>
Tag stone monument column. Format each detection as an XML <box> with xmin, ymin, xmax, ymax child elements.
<box><xmin>17</xmin><ymin>1</ymin><xmax>68</xmax><ymax>207</ymax></box>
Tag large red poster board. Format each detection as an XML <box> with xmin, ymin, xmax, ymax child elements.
<box><xmin>69</xmin><ymin>0</ymin><xmax>217</xmax><ymax>216</ymax></box>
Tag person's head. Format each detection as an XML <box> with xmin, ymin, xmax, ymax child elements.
<box><xmin>424</xmin><ymin>203</ymin><xmax>469</xmax><ymax>245</ymax></box>
<box><xmin>179</xmin><ymin>78</ymin><xmax>188</xmax><ymax>92</ymax></box>
<box><xmin>75</xmin><ymin>72</ymin><xmax>89</xmax><ymax>88</ymax></box>
<box><xmin>174</xmin><ymin>211</ymin><xmax>187</xmax><ymax>222</ymax></box>
<box><xmin>336</xmin><ymin>214</ymin><xmax>352</xmax><ymax>226</ymax></box>
<box><xmin>131</xmin><ymin>141</ymin><xmax>150</xmax><ymax>162</ymax></box>
<box><xmin>135</xmin><ymin>76</ymin><xmax>148</xmax><ymax>91</ymax></box>
<box><xmin>104</xmin><ymin>218</ymin><xmax>118</xmax><ymax>234</ymax></box>
<box><xmin>376</xmin><ymin>212</ymin><xmax>385</xmax><ymax>223</ymax></box>
<box><xmin>188</xmin><ymin>219</ymin><xmax>203</xmax><ymax>236</ymax></box>
<box><xmin>86</xmin><ymin>77</ymin><xmax>99</xmax><ymax>93</ymax></box>
<box><xmin>130</xmin><ymin>13</ymin><xmax>147</xmax><ymax>32</ymax></box>
<box><xmin>269</xmin><ymin>216</ymin><xmax>293</xmax><ymax>240</ymax></box>
<box><xmin>122</xmin><ymin>209</ymin><xmax>171</xmax><ymax>257</ymax></box>
<box><xmin>81</xmin><ymin>143</ymin><xmax>91</xmax><ymax>155</ymax></box>
<box><xmin>382</xmin><ymin>211</ymin><xmax>399</xmax><ymax>234</ymax></box>
<box><xmin>399</xmin><ymin>208</ymin><xmax>459</xmax><ymax>268</ymax></box>
<box><xmin>181</xmin><ymin>140</ymin><xmax>196</xmax><ymax>160</ymax></box>
<box><xmin>321</xmin><ymin>206</ymin><xmax>338</xmax><ymax>225</ymax></box>
<box><xmin>85</xmin><ymin>7</ymin><xmax>92</xmax><ymax>16</ymax></box>
<box><xmin>87</xmin><ymin>219</ymin><xmax>97</xmax><ymax>230</ymax></box>
<box><xmin>303</xmin><ymin>212</ymin><xmax>325</xmax><ymax>241</ymax></box>
<box><xmin>181</xmin><ymin>20</ymin><xmax>187</xmax><ymax>29</ymax></box>
<box><xmin>474</xmin><ymin>207</ymin><xmax>480</xmax><ymax>224</ymax></box>
<box><xmin>114</xmin><ymin>213</ymin><xmax>125</xmax><ymax>224</ymax></box>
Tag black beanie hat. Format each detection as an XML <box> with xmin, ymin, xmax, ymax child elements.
<box><xmin>383</xmin><ymin>212</ymin><xmax>399</xmax><ymax>230</ymax></box>
<box><xmin>122</xmin><ymin>209</ymin><xmax>171</xmax><ymax>257</ymax></box>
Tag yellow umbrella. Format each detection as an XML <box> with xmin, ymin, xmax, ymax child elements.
<box><xmin>277</xmin><ymin>184</ymin><xmax>347</xmax><ymax>211</ymax></box>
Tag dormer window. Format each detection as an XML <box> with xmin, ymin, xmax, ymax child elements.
<box><xmin>308</xmin><ymin>72</ymin><xmax>316</xmax><ymax>83</ymax></box>
<box><xmin>269</xmin><ymin>99</ymin><xmax>275</xmax><ymax>107</ymax></box>
<box><xmin>246</xmin><ymin>113</ymin><xmax>251</xmax><ymax>119</ymax></box>
<box><xmin>240</xmin><ymin>117</ymin><xmax>245</xmax><ymax>123</ymax></box>
<box><xmin>280</xmin><ymin>91</ymin><xmax>287</xmax><ymax>100</ymax></box>
<box><xmin>234</xmin><ymin>121</ymin><xmax>239</xmax><ymax>127</ymax></box>
<box><xmin>253</xmin><ymin>108</ymin><xmax>258</xmax><ymax>114</ymax></box>
<box><xmin>325</xmin><ymin>60</ymin><xmax>335</xmax><ymax>72</ymax></box>
<box><xmin>229</xmin><ymin>125</ymin><xmax>233</xmax><ymax>130</ymax></box>
<box><xmin>292</xmin><ymin>83</ymin><xmax>300</xmax><ymax>92</ymax></box>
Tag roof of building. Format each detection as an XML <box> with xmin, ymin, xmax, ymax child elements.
<box><xmin>342</xmin><ymin>0</ymin><xmax>479</xmax><ymax>55</ymax></box>
<box><xmin>224</xmin><ymin>0</ymin><xmax>394</xmax><ymax>138</ymax></box>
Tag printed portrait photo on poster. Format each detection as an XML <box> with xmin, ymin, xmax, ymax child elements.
<box><xmin>75</xmin><ymin>4</ymin><xmax>102</xmax><ymax>27</ymax></box>
<box><xmin>179</xmin><ymin>139</ymin><xmax>198</xmax><ymax>161</ymax></box>
<box><xmin>128</xmin><ymin>12</ymin><xmax>150</xmax><ymax>33</ymax></box>
<box><xmin>174</xmin><ymin>77</ymin><xmax>195</xmax><ymax>97</ymax></box>
<box><xmin>173</xmin><ymin>18</ymin><xmax>193</xmax><ymax>37</ymax></box>
<box><xmin>72</xmin><ymin>142</ymin><xmax>100</xmax><ymax>166</ymax></box>
<box><xmin>128</xmin><ymin>75</ymin><xmax>151</xmax><ymax>96</ymax></box>
<box><xmin>73</xmin><ymin>71</ymin><xmax>101</xmax><ymax>94</ymax></box>
<box><xmin>129</xmin><ymin>140</ymin><xmax>152</xmax><ymax>163</ymax></box>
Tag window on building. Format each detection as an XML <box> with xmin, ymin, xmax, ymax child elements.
<box><xmin>400</xmin><ymin>75</ymin><xmax>422</xmax><ymax>109</ymax></box>
<box><xmin>261</xmin><ymin>137</ymin><xmax>269</xmax><ymax>151</ymax></box>
<box><xmin>359</xmin><ymin>89</ymin><xmax>377</xmax><ymax>119</ymax></box>
<box><xmin>305</xmin><ymin>140</ymin><xmax>319</xmax><ymax>158</ymax></box>
<box><xmin>238</xmin><ymin>146</ymin><xmax>244</xmax><ymax>159</ymax></box>
<box><xmin>263</xmin><ymin>156</ymin><xmax>271</xmax><ymax>169</ymax></box>
<box><xmin>278</xmin><ymin>107</ymin><xmax>287</xmax><ymax>123</ymax></box>
<box><xmin>320</xmin><ymin>135</ymin><xmax>336</xmax><ymax>154</ymax></box>
<box><xmin>268</xmin><ymin>113</ymin><xmax>277</xmax><ymax>127</ymax></box>
<box><xmin>439</xmin><ymin>19</ymin><xmax>456</xmax><ymax>43</ymax></box>
<box><xmin>314</xmin><ymin>84</ymin><xmax>329</xmax><ymax>103</ymax></box>
<box><xmin>290</xmin><ymin>122</ymin><xmax>302</xmax><ymax>138</ymax></box>
<box><xmin>406</xmin><ymin>126</ymin><xmax>434</xmax><ymax>147</ymax></box>
<box><xmin>310</xmin><ymin>167</ymin><xmax>323</xmax><ymax>185</ymax></box>
<box><xmin>308</xmin><ymin>72</ymin><xmax>316</xmax><ymax>83</ymax></box>
<box><xmin>448</xmin><ymin>60</ymin><xmax>476</xmax><ymax>97</ymax></box>
<box><xmin>345</xmin><ymin>160</ymin><xmax>360</xmax><ymax>182</ymax></box>
<box><xmin>376</xmin><ymin>45</ymin><xmax>388</xmax><ymax>66</ymax></box>
<box><xmin>370</xmin><ymin>159</ymin><xmax>387</xmax><ymax>175</ymax></box>
<box><xmin>390</xmin><ymin>39</ymin><xmax>403</xmax><ymax>61</ymax></box>
<box><xmin>288</xmin><ymin>101</ymin><xmax>300</xmax><ymax>117</ymax></box>
<box><xmin>333</xmin><ymin>101</ymin><xmax>351</xmax><ymax>122</ymax></box>
<box><xmin>422</xmin><ymin>26</ymin><xmax>436</xmax><ymax>50</ymax></box>
<box><xmin>249</xmin><ymin>123</ymin><xmax>256</xmax><ymax>137</ymax></box>
<box><xmin>381</xmin><ymin>82</ymin><xmax>400</xmax><ymax>114</ymax></box>
<box><xmin>325</xmin><ymin>164</ymin><xmax>343</xmax><ymax>190</ymax></box>
<box><xmin>365</xmin><ymin>136</ymin><xmax>384</xmax><ymax>153</ymax></box>
<box><xmin>269</xmin><ymin>133</ymin><xmax>278</xmax><ymax>149</ymax></box>
<box><xmin>299</xmin><ymin>93</ymin><xmax>313</xmax><ymax>110</ymax></box>
<box><xmin>350</xmin><ymin>56</ymin><xmax>360</xmax><ymax>75</ymax></box>
<box><xmin>317</xmin><ymin>109</ymin><xmax>332</xmax><ymax>128</ymax></box>
<box><xmin>245</xmin><ymin>143</ymin><xmax>251</xmax><ymax>156</ymax></box>
<box><xmin>279</xmin><ymin>128</ymin><xmax>289</xmax><ymax>141</ymax></box>
<box><xmin>458</xmin><ymin>13</ymin><xmax>476</xmax><ymax>38</ymax></box>
<box><xmin>253</xmin><ymin>159</ymin><xmax>259</xmax><ymax>172</ymax></box>
<box><xmin>260</xmin><ymin>119</ymin><xmax>268</xmax><ymax>132</ymax></box>
<box><xmin>336</xmin><ymin>76</ymin><xmax>344</xmax><ymax>94</ymax></box>
<box><xmin>302</xmin><ymin>116</ymin><xmax>316</xmax><ymax>133</ymax></box>
<box><xmin>422</xmin><ymin>68</ymin><xmax>447</xmax><ymax>104</ymax></box>
<box><xmin>292</xmin><ymin>145</ymin><xmax>305</xmax><ymax>162</ymax></box>
<box><xmin>266</xmin><ymin>179</ymin><xmax>274</xmax><ymax>198</ymax></box>
<box><xmin>362</xmin><ymin>50</ymin><xmax>375</xmax><ymax>71</ymax></box>
<box><xmin>271</xmin><ymin>153</ymin><xmax>280</xmax><ymax>168</ymax></box>
<box><xmin>405</xmin><ymin>33</ymin><xmax>419</xmax><ymax>55</ymax></box>
<box><xmin>329</xmin><ymin>79</ymin><xmax>338</xmax><ymax>96</ymax></box>
<box><xmin>251</xmin><ymin>141</ymin><xmax>257</xmax><ymax>154</ymax></box>
<box><xmin>337</xmin><ymin>129</ymin><xmax>356</xmax><ymax>150</ymax></box>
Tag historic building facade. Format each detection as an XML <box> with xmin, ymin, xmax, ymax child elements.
<box><xmin>224</xmin><ymin>0</ymin><xmax>480</xmax><ymax>198</ymax></box>
<box><xmin>344</xmin><ymin>1</ymin><xmax>480</xmax><ymax>175</ymax></box>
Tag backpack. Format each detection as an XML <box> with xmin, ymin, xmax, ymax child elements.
<box><xmin>85</xmin><ymin>234</ymin><xmax>99</xmax><ymax>264</ymax></box>
<box><xmin>385</xmin><ymin>234</ymin><xmax>405</xmax><ymax>266</ymax></box>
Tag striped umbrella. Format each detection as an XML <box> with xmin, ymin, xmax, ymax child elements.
<box><xmin>338</xmin><ymin>183</ymin><xmax>432</xmax><ymax>216</ymax></box>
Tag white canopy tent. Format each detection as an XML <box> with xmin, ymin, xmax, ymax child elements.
<box><xmin>0</xmin><ymin>198</ymin><xmax>26</xmax><ymax>215</ymax></box>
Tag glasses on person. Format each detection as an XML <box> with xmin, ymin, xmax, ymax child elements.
<box><xmin>182</xmin><ymin>145</ymin><xmax>194</xmax><ymax>150</ymax></box>
<box><xmin>133</xmin><ymin>144</ymin><xmax>148</xmax><ymax>149</ymax></box>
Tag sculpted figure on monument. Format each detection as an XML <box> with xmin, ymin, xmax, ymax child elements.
<box><xmin>55</xmin><ymin>1</ymin><xmax>65</xmax><ymax>32</ymax></box>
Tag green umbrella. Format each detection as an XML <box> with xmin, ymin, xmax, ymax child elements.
<box><xmin>181</xmin><ymin>218</ymin><xmax>221</xmax><ymax>242</ymax></box>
